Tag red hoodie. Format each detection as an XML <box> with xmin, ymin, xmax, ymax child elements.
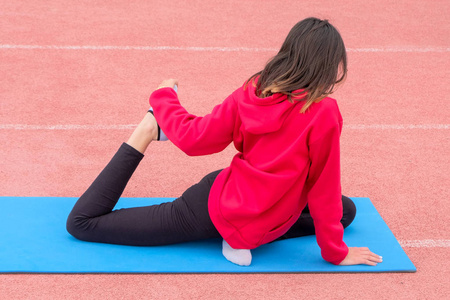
<box><xmin>149</xmin><ymin>82</ymin><xmax>348</xmax><ymax>265</ymax></box>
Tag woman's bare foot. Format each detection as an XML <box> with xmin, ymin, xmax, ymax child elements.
<box><xmin>126</xmin><ymin>112</ymin><xmax>159</xmax><ymax>154</ymax></box>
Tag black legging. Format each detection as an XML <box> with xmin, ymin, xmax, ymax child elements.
<box><xmin>67</xmin><ymin>142</ymin><xmax>356</xmax><ymax>246</ymax></box>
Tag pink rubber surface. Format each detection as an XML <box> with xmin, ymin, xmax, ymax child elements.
<box><xmin>1</xmin><ymin>0</ymin><xmax>449</xmax><ymax>299</ymax></box>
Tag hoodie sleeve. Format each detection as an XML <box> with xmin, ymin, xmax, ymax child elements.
<box><xmin>149</xmin><ymin>87</ymin><xmax>237</xmax><ymax>156</ymax></box>
<box><xmin>306</xmin><ymin>122</ymin><xmax>348</xmax><ymax>265</ymax></box>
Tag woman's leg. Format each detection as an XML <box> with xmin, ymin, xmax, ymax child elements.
<box><xmin>275</xmin><ymin>195</ymin><xmax>356</xmax><ymax>241</ymax></box>
<box><xmin>66</xmin><ymin>113</ymin><xmax>220</xmax><ymax>246</ymax></box>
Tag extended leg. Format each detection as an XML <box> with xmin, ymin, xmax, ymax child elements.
<box><xmin>66</xmin><ymin>112</ymin><xmax>221</xmax><ymax>245</ymax></box>
<box><xmin>66</xmin><ymin>112</ymin><xmax>156</xmax><ymax>237</ymax></box>
<box><xmin>67</xmin><ymin>111</ymin><xmax>158</xmax><ymax>219</ymax></box>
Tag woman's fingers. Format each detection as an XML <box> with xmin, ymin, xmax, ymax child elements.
<box><xmin>369</xmin><ymin>252</ymin><xmax>383</xmax><ymax>263</ymax></box>
<box><xmin>365</xmin><ymin>259</ymin><xmax>377</xmax><ymax>266</ymax></box>
<box><xmin>364</xmin><ymin>253</ymin><xmax>382</xmax><ymax>266</ymax></box>
<box><xmin>359</xmin><ymin>248</ymin><xmax>382</xmax><ymax>263</ymax></box>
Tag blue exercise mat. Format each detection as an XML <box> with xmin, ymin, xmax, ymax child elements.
<box><xmin>0</xmin><ymin>197</ymin><xmax>415</xmax><ymax>273</ymax></box>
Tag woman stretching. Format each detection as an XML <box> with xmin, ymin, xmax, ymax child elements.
<box><xmin>67</xmin><ymin>17</ymin><xmax>382</xmax><ymax>267</ymax></box>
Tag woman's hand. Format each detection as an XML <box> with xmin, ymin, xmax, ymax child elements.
<box><xmin>156</xmin><ymin>79</ymin><xmax>178</xmax><ymax>90</ymax></box>
<box><xmin>339</xmin><ymin>247</ymin><xmax>383</xmax><ymax>266</ymax></box>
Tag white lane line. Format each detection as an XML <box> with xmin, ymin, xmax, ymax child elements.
<box><xmin>0</xmin><ymin>44</ymin><xmax>449</xmax><ymax>53</ymax></box>
<box><xmin>1</xmin><ymin>124</ymin><xmax>449</xmax><ymax>130</ymax></box>
<box><xmin>347</xmin><ymin>47</ymin><xmax>450</xmax><ymax>53</ymax></box>
<box><xmin>345</xmin><ymin>124</ymin><xmax>450</xmax><ymax>130</ymax></box>
<box><xmin>0</xmin><ymin>44</ymin><xmax>278</xmax><ymax>52</ymax></box>
<box><xmin>399</xmin><ymin>240</ymin><xmax>450</xmax><ymax>248</ymax></box>
<box><xmin>0</xmin><ymin>124</ymin><xmax>137</xmax><ymax>130</ymax></box>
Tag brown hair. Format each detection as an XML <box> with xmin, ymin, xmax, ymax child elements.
<box><xmin>247</xmin><ymin>17</ymin><xmax>347</xmax><ymax>113</ymax></box>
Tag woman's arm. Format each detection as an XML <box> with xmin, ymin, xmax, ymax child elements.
<box><xmin>149</xmin><ymin>79</ymin><xmax>238</xmax><ymax>156</ymax></box>
<box><xmin>306</xmin><ymin>124</ymin><xmax>348</xmax><ymax>265</ymax></box>
<box><xmin>307</xmin><ymin>124</ymin><xmax>382</xmax><ymax>266</ymax></box>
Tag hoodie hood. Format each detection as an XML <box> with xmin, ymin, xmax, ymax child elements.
<box><xmin>238</xmin><ymin>82</ymin><xmax>303</xmax><ymax>135</ymax></box>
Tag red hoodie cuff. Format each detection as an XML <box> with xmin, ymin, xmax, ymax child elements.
<box><xmin>327</xmin><ymin>245</ymin><xmax>349</xmax><ymax>265</ymax></box>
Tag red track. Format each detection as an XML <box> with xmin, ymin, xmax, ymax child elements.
<box><xmin>1</xmin><ymin>0</ymin><xmax>449</xmax><ymax>299</ymax></box>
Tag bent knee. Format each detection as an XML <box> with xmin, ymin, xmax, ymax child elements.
<box><xmin>341</xmin><ymin>195</ymin><xmax>356</xmax><ymax>229</ymax></box>
<box><xmin>66</xmin><ymin>213</ymin><xmax>91</xmax><ymax>241</ymax></box>
<box><xmin>66</xmin><ymin>213</ymin><xmax>80</xmax><ymax>238</ymax></box>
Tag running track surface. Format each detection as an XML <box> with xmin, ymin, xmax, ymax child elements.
<box><xmin>0</xmin><ymin>1</ymin><xmax>449</xmax><ymax>299</ymax></box>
